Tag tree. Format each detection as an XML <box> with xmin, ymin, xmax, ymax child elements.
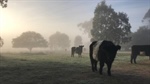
<box><xmin>74</xmin><ymin>35</ymin><xmax>82</xmax><ymax>46</ymax></box>
<box><xmin>12</xmin><ymin>31</ymin><xmax>48</xmax><ymax>52</ymax></box>
<box><xmin>78</xmin><ymin>19</ymin><xmax>93</xmax><ymax>37</ymax></box>
<box><xmin>91</xmin><ymin>1</ymin><xmax>131</xmax><ymax>44</ymax></box>
<box><xmin>49</xmin><ymin>31</ymin><xmax>70</xmax><ymax>50</ymax></box>
<box><xmin>0</xmin><ymin>36</ymin><xmax>4</xmax><ymax>48</ymax></box>
<box><xmin>0</xmin><ymin>0</ymin><xmax>8</xmax><ymax>8</ymax></box>
<box><xmin>132</xmin><ymin>26</ymin><xmax>150</xmax><ymax>45</ymax></box>
<box><xmin>0</xmin><ymin>37</ymin><xmax>4</xmax><ymax>56</ymax></box>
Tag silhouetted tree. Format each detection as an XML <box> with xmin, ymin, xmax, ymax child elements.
<box><xmin>91</xmin><ymin>1</ymin><xmax>131</xmax><ymax>44</ymax></box>
<box><xmin>74</xmin><ymin>35</ymin><xmax>82</xmax><ymax>46</ymax></box>
<box><xmin>0</xmin><ymin>0</ymin><xmax>8</xmax><ymax>8</ymax></box>
<box><xmin>132</xmin><ymin>26</ymin><xmax>150</xmax><ymax>45</ymax></box>
<box><xmin>12</xmin><ymin>31</ymin><xmax>48</xmax><ymax>52</ymax></box>
<box><xmin>49</xmin><ymin>32</ymin><xmax>70</xmax><ymax>50</ymax></box>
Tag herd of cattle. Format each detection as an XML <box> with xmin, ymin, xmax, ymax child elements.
<box><xmin>71</xmin><ymin>40</ymin><xmax>150</xmax><ymax>76</ymax></box>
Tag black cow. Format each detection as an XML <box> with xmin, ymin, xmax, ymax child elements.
<box><xmin>71</xmin><ymin>45</ymin><xmax>84</xmax><ymax>57</ymax></box>
<box><xmin>89</xmin><ymin>40</ymin><xmax>121</xmax><ymax>76</ymax></box>
<box><xmin>131</xmin><ymin>45</ymin><xmax>150</xmax><ymax>64</ymax></box>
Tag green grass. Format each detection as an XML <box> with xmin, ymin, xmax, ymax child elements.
<box><xmin>0</xmin><ymin>52</ymin><xmax>150</xmax><ymax>84</ymax></box>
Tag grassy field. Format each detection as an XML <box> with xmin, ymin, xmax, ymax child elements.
<box><xmin>0</xmin><ymin>52</ymin><xmax>150</xmax><ymax>84</ymax></box>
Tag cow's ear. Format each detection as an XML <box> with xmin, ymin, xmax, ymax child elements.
<box><xmin>116</xmin><ymin>45</ymin><xmax>121</xmax><ymax>50</ymax></box>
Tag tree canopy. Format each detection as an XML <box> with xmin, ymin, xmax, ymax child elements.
<box><xmin>132</xmin><ymin>26</ymin><xmax>150</xmax><ymax>45</ymax></box>
<box><xmin>12</xmin><ymin>31</ymin><xmax>48</xmax><ymax>52</ymax></box>
<box><xmin>91</xmin><ymin>1</ymin><xmax>131</xmax><ymax>44</ymax></box>
<box><xmin>74</xmin><ymin>35</ymin><xmax>82</xmax><ymax>46</ymax></box>
<box><xmin>49</xmin><ymin>32</ymin><xmax>70</xmax><ymax>50</ymax></box>
<box><xmin>0</xmin><ymin>0</ymin><xmax>8</xmax><ymax>8</ymax></box>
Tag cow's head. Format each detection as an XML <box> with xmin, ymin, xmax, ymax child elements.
<box><xmin>108</xmin><ymin>45</ymin><xmax>121</xmax><ymax>61</ymax></box>
<box><xmin>104</xmin><ymin>44</ymin><xmax>121</xmax><ymax>62</ymax></box>
<box><xmin>79</xmin><ymin>45</ymin><xmax>84</xmax><ymax>48</ymax></box>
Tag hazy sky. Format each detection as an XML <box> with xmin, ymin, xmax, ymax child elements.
<box><xmin>0</xmin><ymin>0</ymin><xmax>150</xmax><ymax>52</ymax></box>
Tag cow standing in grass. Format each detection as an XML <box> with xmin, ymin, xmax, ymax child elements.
<box><xmin>131</xmin><ymin>45</ymin><xmax>150</xmax><ymax>64</ymax></box>
<box><xmin>71</xmin><ymin>45</ymin><xmax>84</xmax><ymax>57</ymax></box>
<box><xmin>89</xmin><ymin>40</ymin><xmax>121</xmax><ymax>76</ymax></box>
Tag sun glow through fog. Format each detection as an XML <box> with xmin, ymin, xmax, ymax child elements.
<box><xmin>0</xmin><ymin>11</ymin><xmax>6</xmax><ymax>29</ymax></box>
<box><xmin>0</xmin><ymin>9</ymin><xmax>16</xmax><ymax>33</ymax></box>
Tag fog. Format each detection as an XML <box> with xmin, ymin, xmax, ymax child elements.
<box><xmin>0</xmin><ymin>0</ymin><xmax>149</xmax><ymax>52</ymax></box>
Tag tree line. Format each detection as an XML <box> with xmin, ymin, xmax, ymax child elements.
<box><xmin>0</xmin><ymin>31</ymin><xmax>83</xmax><ymax>52</ymax></box>
<box><xmin>1</xmin><ymin>0</ymin><xmax>150</xmax><ymax>51</ymax></box>
<box><xmin>0</xmin><ymin>14</ymin><xmax>82</xmax><ymax>52</ymax></box>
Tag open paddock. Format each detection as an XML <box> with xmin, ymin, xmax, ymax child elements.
<box><xmin>0</xmin><ymin>52</ymin><xmax>150</xmax><ymax>84</ymax></box>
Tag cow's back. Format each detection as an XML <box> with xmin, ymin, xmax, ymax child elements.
<box><xmin>132</xmin><ymin>45</ymin><xmax>150</xmax><ymax>56</ymax></box>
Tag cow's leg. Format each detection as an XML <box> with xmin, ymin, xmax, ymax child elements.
<box><xmin>91</xmin><ymin>59</ymin><xmax>97</xmax><ymax>72</ymax></box>
<box><xmin>133</xmin><ymin>55</ymin><xmax>137</xmax><ymax>64</ymax></box>
<box><xmin>91</xmin><ymin>62</ymin><xmax>95</xmax><ymax>72</ymax></box>
<box><xmin>99</xmin><ymin>61</ymin><xmax>104</xmax><ymax>75</ymax></box>
<box><xmin>106</xmin><ymin>62</ymin><xmax>112</xmax><ymax>76</ymax></box>
<box><xmin>80</xmin><ymin>53</ymin><xmax>82</xmax><ymax>57</ymax></box>
<box><xmin>89</xmin><ymin>56</ymin><xmax>94</xmax><ymax>72</ymax></box>
<box><xmin>71</xmin><ymin>50</ymin><xmax>72</xmax><ymax>57</ymax></box>
<box><xmin>78</xmin><ymin>53</ymin><xmax>82</xmax><ymax>57</ymax></box>
<box><xmin>131</xmin><ymin>54</ymin><xmax>133</xmax><ymax>64</ymax></box>
<box><xmin>94</xmin><ymin>60</ymin><xmax>98</xmax><ymax>71</ymax></box>
<box><xmin>71</xmin><ymin>50</ymin><xmax>74</xmax><ymax>57</ymax></box>
<box><xmin>72</xmin><ymin>52</ymin><xmax>74</xmax><ymax>57</ymax></box>
<box><xmin>131</xmin><ymin>54</ymin><xmax>137</xmax><ymax>64</ymax></box>
<box><xmin>92</xmin><ymin>60</ymin><xmax>95</xmax><ymax>72</ymax></box>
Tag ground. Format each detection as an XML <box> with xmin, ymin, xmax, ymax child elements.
<box><xmin>0</xmin><ymin>52</ymin><xmax>150</xmax><ymax>84</ymax></box>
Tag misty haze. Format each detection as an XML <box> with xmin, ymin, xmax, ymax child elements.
<box><xmin>0</xmin><ymin>0</ymin><xmax>150</xmax><ymax>84</ymax></box>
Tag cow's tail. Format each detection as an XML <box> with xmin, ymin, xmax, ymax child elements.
<box><xmin>89</xmin><ymin>41</ymin><xmax>97</xmax><ymax>61</ymax></box>
<box><xmin>89</xmin><ymin>41</ymin><xmax>98</xmax><ymax>72</ymax></box>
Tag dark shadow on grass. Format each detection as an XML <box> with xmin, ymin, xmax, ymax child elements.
<box><xmin>113</xmin><ymin>70</ymin><xmax>150</xmax><ymax>84</ymax></box>
<box><xmin>135</xmin><ymin>61</ymin><xmax>150</xmax><ymax>67</ymax></box>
